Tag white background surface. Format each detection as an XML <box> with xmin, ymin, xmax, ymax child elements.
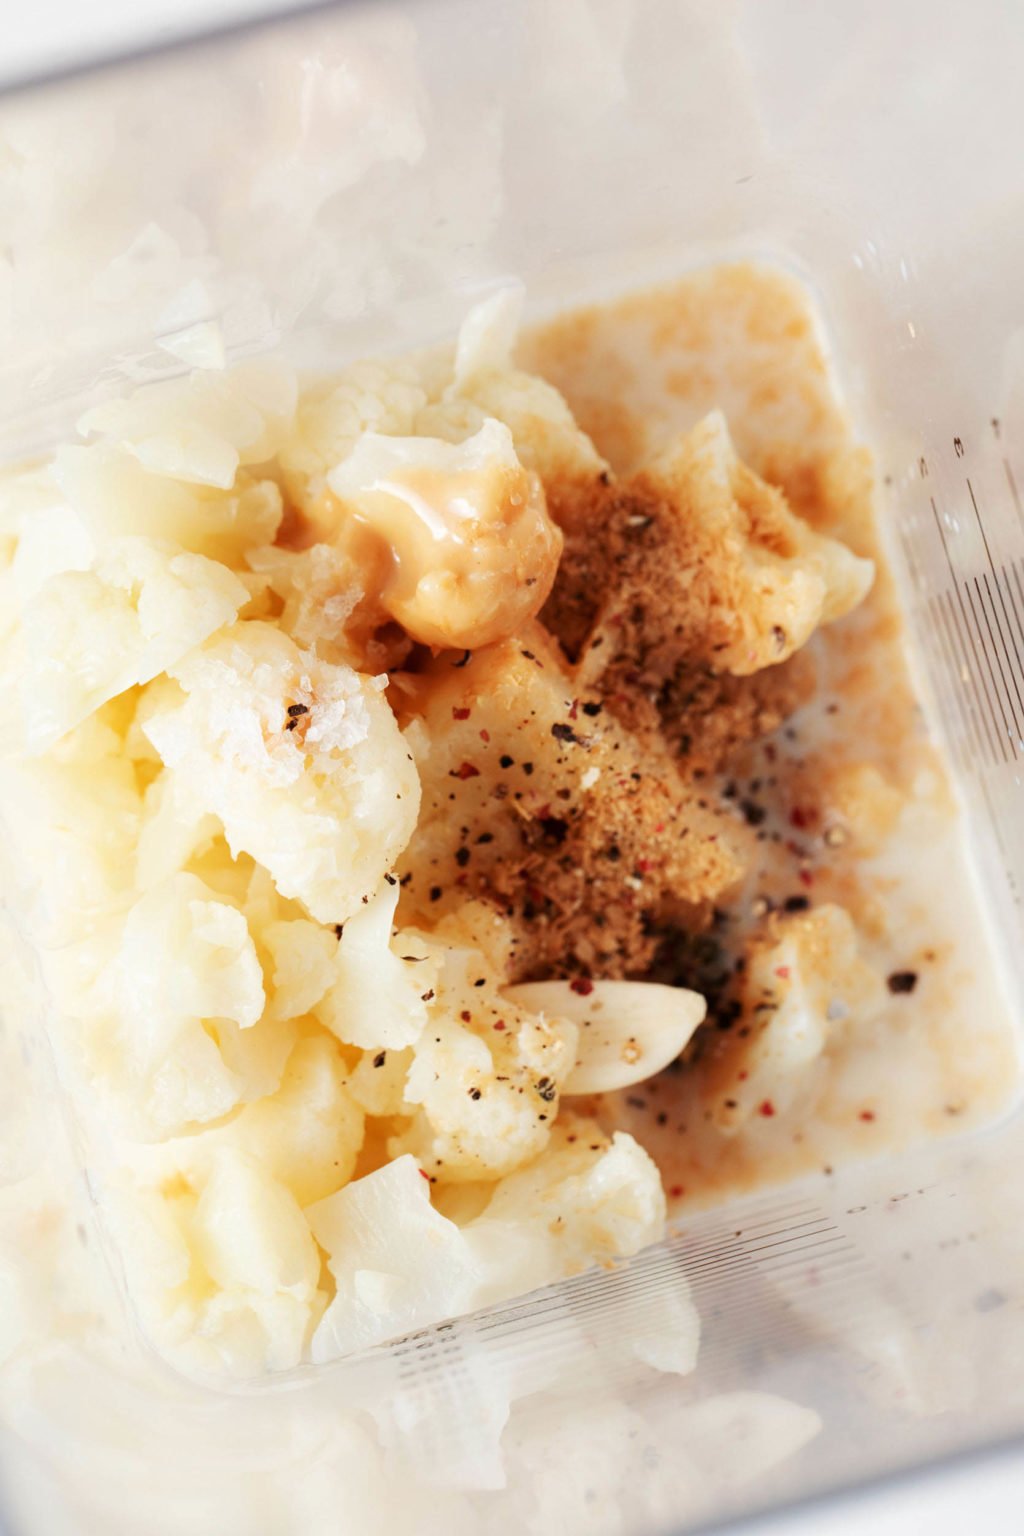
<box><xmin>4</xmin><ymin>3</ymin><xmax>1024</xmax><ymax>1533</ymax></box>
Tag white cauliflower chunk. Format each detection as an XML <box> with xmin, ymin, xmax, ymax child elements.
<box><xmin>188</xmin><ymin>1155</ymin><xmax>322</xmax><ymax>1370</ymax></box>
<box><xmin>8</xmin><ymin>538</ymin><xmax>247</xmax><ymax>754</ymax></box>
<box><xmin>223</xmin><ymin>1033</ymin><xmax>365</xmax><ymax>1205</ymax></box>
<box><xmin>259</xmin><ymin>919</ymin><xmax>339</xmax><ymax>1025</ymax></box>
<box><xmin>347</xmin><ymin>1045</ymin><xmax>413</xmax><ymax>1118</ymax></box>
<box><xmin>315</xmin><ymin>879</ymin><xmax>435</xmax><ymax>1051</ymax></box>
<box><xmin>135</xmin><ymin>769</ymin><xmax>220</xmax><ymax>891</ymax></box>
<box><xmin>327</xmin><ymin>418</ymin><xmax>562</xmax><ymax>651</ymax></box>
<box><xmin>308</xmin><ymin>1156</ymin><xmax>482</xmax><ymax>1360</ymax></box>
<box><xmin>450</xmin><ymin>285</ymin><xmax>524</xmax><ymax>394</ymax></box>
<box><xmin>640</xmin><ymin>413</ymin><xmax>874</xmax><ymax>675</ymax></box>
<box><xmin>708</xmin><ymin>905</ymin><xmax>885</xmax><ymax>1131</ymax></box>
<box><xmin>0</xmin><ymin>474</ymin><xmax>94</xmax><ymax>643</ymax></box>
<box><xmin>279</xmin><ymin>358</ymin><xmax>428</xmax><ymax>493</ymax></box>
<box><xmin>78</xmin><ymin>359</ymin><xmax>298</xmax><ymax>490</ymax></box>
<box><xmin>389</xmin><ymin>943</ymin><xmax>578</xmax><ymax>1184</ymax></box>
<box><xmin>98</xmin><ymin>873</ymin><xmax>269</xmax><ymax>1138</ymax></box>
<box><xmin>246</xmin><ymin>543</ymin><xmax>360</xmax><ymax>656</ymax></box>
<box><xmin>55</xmin><ymin>443</ymin><xmax>284</xmax><ymax>565</ymax></box>
<box><xmin>142</xmin><ymin>622</ymin><xmax>420</xmax><ymax>925</ymax></box>
<box><xmin>464</xmin><ymin>1119</ymin><xmax>666</xmax><ymax>1302</ymax></box>
<box><xmin>0</xmin><ymin>712</ymin><xmax>141</xmax><ymax>945</ymax></box>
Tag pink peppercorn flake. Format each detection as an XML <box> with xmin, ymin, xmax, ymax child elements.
<box><xmin>759</xmin><ymin>1100</ymin><xmax>776</xmax><ymax>1117</ymax></box>
<box><xmin>452</xmin><ymin>706</ymin><xmax>471</xmax><ymax>720</ymax></box>
<box><xmin>451</xmin><ymin>761</ymin><xmax>480</xmax><ymax>780</ymax></box>
<box><xmin>570</xmin><ymin>977</ymin><xmax>594</xmax><ymax>996</ymax></box>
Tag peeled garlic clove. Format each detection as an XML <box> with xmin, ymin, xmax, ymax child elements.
<box><xmin>502</xmin><ymin>980</ymin><xmax>706</xmax><ymax>1095</ymax></box>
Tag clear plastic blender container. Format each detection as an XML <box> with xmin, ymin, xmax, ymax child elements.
<box><xmin>2</xmin><ymin>2</ymin><xmax>1024</xmax><ymax>1531</ymax></box>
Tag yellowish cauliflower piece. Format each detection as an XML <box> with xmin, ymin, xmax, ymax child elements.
<box><xmin>142</xmin><ymin>621</ymin><xmax>420</xmax><ymax>925</ymax></box>
<box><xmin>388</xmin><ymin>940</ymin><xmax>578</xmax><ymax>1184</ymax></box>
<box><xmin>6</xmin><ymin>537</ymin><xmax>248</xmax><ymax>754</ymax></box>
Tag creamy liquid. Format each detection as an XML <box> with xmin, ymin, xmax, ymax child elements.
<box><xmin>520</xmin><ymin>265</ymin><xmax>1020</xmax><ymax>1209</ymax></box>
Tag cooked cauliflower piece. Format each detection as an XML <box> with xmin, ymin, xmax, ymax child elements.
<box><xmin>106</xmin><ymin>1152</ymin><xmax>323</xmax><ymax>1376</ymax></box>
<box><xmin>0</xmin><ymin>470</ymin><xmax>94</xmax><ymax>643</ymax></box>
<box><xmin>315</xmin><ymin>879</ymin><xmax>437</xmax><ymax>1051</ymax></box>
<box><xmin>278</xmin><ymin>357</ymin><xmax>429</xmax><ymax>496</ymax></box>
<box><xmin>245</xmin><ymin>542</ymin><xmax>361</xmax><ymax>659</ymax></box>
<box><xmin>464</xmin><ymin>1118</ymin><xmax>666</xmax><ymax>1300</ymax></box>
<box><xmin>704</xmin><ymin>904</ymin><xmax>885</xmax><ymax>1131</ymax></box>
<box><xmin>633</xmin><ymin>412</ymin><xmax>874</xmax><ymax>674</ymax></box>
<box><xmin>327</xmin><ymin>419</ymin><xmax>562</xmax><ymax>651</ymax></box>
<box><xmin>308</xmin><ymin>1155</ymin><xmax>482</xmax><ymax>1360</ymax></box>
<box><xmin>0</xmin><ymin>708</ymin><xmax>142</xmax><ymax>945</ymax></box>
<box><xmin>258</xmin><ymin>918</ymin><xmax>339</xmax><ymax>1026</ymax></box>
<box><xmin>54</xmin><ymin>443</ymin><xmax>285</xmax><ymax>565</ymax></box>
<box><xmin>4</xmin><ymin>537</ymin><xmax>248</xmax><ymax>755</ymax></box>
<box><xmin>205</xmin><ymin>1033</ymin><xmax>364</xmax><ymax>1206</ymax></box>
<box><xmin>561</xmin><ymin>412</ymin><xmax>873</xmax><ymax>701</ymax></box>
<box><xmin>142</xmin><ymin>621</ymin><xmax>420</xmax><ymax>925</ymax></box>
<box><xmin>310</xmin><ymin>1120</ymin><xmax>665</xmax><ymax>1362</ymax></box>
<box><xmin>347</xmin><ymin>1045</ymin><xmax>414</xmax><ymax>1118</ymax></box>
<box><xmin>77</xmin><ymin>358</ymin><xmax>298</xmax><ymax>490</ymax></box>
<box><xmin>91</xmin><ymin>873</ymin><xmax>280</xmax><ymax>1139</ymax></box>
<box><xmin>134</xmin><ymin>768</ymin><xmax>221</xmax><ymax>892</ymax></box>
<box><xmin>388</xmin><ymin>940</ymin><xmax>578</xmax><ymax>1183</ymax></box>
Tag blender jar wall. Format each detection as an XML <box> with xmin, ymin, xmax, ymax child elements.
<box><xmin>2</xmin><ymin>3</ymin><xmax>1024</xmax><ymax>1533</ymax></box>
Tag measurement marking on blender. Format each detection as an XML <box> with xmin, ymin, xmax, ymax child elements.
<box><xmin>931</xmin><ymin>496</ymin><xmax>1011</xmax><ymax>763</ymax></box>
<box><xmin>964</xmin><ymin>581</ymin><xmax>1017</xmax><ymax>754</ymax></box>
<box><xmin>929</xmin><ymin>592</ymin><xmax>983</xmax><ymax>766</ymax></box>
<box><xmin>967</xmin><ymin>477</ymin><xmax>1024</xmax><ymax>741</ymax></box>
<box><xmin>1003</xmin><ymin>457</ymin><xmax>1024</xmax><ymax>532</ymax></box>
<box><xmin>1002</xmin><ymin>565</ymin><xmax>1024</xmax><ymax>659</ymax></box>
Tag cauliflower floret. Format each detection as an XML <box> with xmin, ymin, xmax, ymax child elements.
<box><xmin>463</xmin><ymin>1118</ymin><xmax>667</xmax><ymax>1302</ymax></box>
<box><xmin>278</xmin><ymin>358</ymin><xmax>428</xmax><ymax>496</ymax></box>
<box><xmin>218</xmin><ymin>1033</ymin><xmax>365</xmax><ymax>1205</ymax></box>
<box><xmin>633</xmin><ymin>413</ymin><xmax>874</xmax><ymax>676</ymax></box>
<box><xmin>389</xmin><ymin>942</ymin><xmax>578</xmax><ymax>1184</ymax></box>
<box><xmin>259</xmin><ymin>918</ymin><xmax>339</xmax><ymax>1026</ymax></box>
<box><xmin>410</xmin><ymin>289</ymin><xmax>606</xmax><ymax>488</ymax></box>
<box><xmin>135</xmin><ymin>769</ymin><xmax>220</xmax><ymax>891</ymax></box>
<box><xmin>110</xmin><ymin>1150</ymin><xmax>323</xmax><ymax>1375</ymax></box>
<box><xmin>0</xmin><ymin>467</ymin><xmax>94</xmax><ymax>643</ymax></box>
<box><xmin>706</xmin><ymin>904</ymin><xmax>885</xmax><ymax>1131</ymax></box>
<box><xmin>94</xmin><ymin>872</ymin><xmax>278</xmax><ymax>1139</ymax></box>
<box><xmin>315</xmin><ymin>879</ymin><xmax>437</xmax><ymax>1050</ymax></box>
<box><xmin>142</xmin><ymin>621</ymin><xmax>420</xmax><ymax>925</ymax></box>
<box><xmin>432</xmin><ymin>367</ymin><xmax>607</xmax><ymax>488</ymax></box>
<box><xmin>5</xmin><ymin>537</ymin><xmax>248</xmax><ymax>755</ymax></box>
<box><xmin>327</xmin><ymin>419</ymin><xmax>562</xmax><ymax>651</ymax></box>
<box><xmin>245</xmin><ymin>543</ymin><xmax>361</xmax><ymax>658</ymax></box>
<box><xmin>0</xmin><ymin>709</ymin><xmax>142</xmax><ymax>945</ymax></box>
<box><xmin>347</xmin><ymin>1045</ymin><xmax>413</xmax><ymax>1118</ymax></box>
<box><xmin>55</xmin><ymin>443</ymin><xmax>284</xmax><ymax>565</ymax></box>
<box><xmin>77</xmin><ymin>358</ymin><xmax>298</xmax><ymax>490</ymax></box>
<box><xmin>307</xmin><ymin>1155</ymin><xmax>483</xmax><ymax>1361</ymax></box>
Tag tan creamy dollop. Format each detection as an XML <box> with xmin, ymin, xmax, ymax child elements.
<box><xmin>328</xmin><ymin>419</ymin><xmax>562</xmax><ymax>650</ymax></box>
